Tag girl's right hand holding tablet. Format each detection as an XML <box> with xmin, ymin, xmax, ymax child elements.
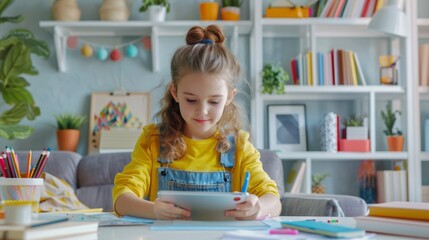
<box><xmin>153</xmin><ymin>198</ymin><xmax>191</xmax><ymax>220</ymax></box>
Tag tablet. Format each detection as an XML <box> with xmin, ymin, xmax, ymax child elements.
<box><xmin>157</xmin><ymin>191</ymin><xmax>249</xmax><ymax>221</ymax></box>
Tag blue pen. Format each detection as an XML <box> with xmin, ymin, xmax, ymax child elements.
<box><xmin>241</xmin><ymin>171</ymin><xmax>250</xmax><ymax>192</ymax></box>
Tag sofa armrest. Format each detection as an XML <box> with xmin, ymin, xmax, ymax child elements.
<box><xmin>282</xmin><ymin>193</ymin><xmax>368</xmax><ymax>217</ymax></box>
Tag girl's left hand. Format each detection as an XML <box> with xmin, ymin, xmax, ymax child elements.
<box><xmin>224</xmin><ymin>194</ymin><xmax>263</xmax><ymax>220</ymax></box>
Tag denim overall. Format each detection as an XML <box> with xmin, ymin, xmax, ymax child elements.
<box><xmin>157</xmin><ymin>136</ymin><xmax>236</xmax><ymax>192</ymax></box>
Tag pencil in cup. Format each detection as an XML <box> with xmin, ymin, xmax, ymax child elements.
<box><xmin>0</xmin><ymin>178</ymin><xmax>44</xmax><ymax>214</ymax></box>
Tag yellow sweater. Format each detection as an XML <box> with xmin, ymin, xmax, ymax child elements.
<box><xmin>112</xmin><ymin>124</ymin><xmax>279</xmax><ymax>207</ymax></box>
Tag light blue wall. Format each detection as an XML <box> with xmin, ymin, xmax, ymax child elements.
<box><xmin>0</xmin><ymin>0</ymin><xmax>251</xmax><ymax>155</ymax></box>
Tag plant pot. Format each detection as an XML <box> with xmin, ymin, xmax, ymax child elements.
<box><xmin>149</xmin><ymin>5</ymin><xmax>166</xmax><ymax>22</ymax></box>
<box><xmin>199</xmin><ymin>2</ymin><xmax>219</xmax><ymax>20</ymax></box>
<box><xmin>99</xmin><ymin>0</ymin><xmax>130</xmax><ymax>21</ymax></box>
<box><xmin>221</xmin><ymin>6</ymin><xmax>240</xmax><ymax>21</ymax></box>
<box><xmin>386</xmin><ymin>136</ymin><xmax>404</xmax><ymax>152</ymax></box>
<box><xmin>57</xmin><ymin>129</ymin><xmax>80</xmax><ymax>152</ymax></box>
<box><xmin>52</xmin><ymin>0</ymin><xmax>81</xmax><ymax>21</ymax></box>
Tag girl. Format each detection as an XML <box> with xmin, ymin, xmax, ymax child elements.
<box><xmin>113</xmin><ymin>25</ymin><xmax>281</xmax><ymax>220</ymax></box>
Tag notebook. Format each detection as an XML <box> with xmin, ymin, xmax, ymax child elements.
<box><xmin>0</xmin><ymin>221</ymin><xmax>98</xmax><ymax>240</ymax></box>
<box><xmin>281</xmin><ymin>220</ymin><xmax>365</xmax><ymax>238</ymax></box>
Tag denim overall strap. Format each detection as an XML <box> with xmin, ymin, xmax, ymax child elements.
<box><xmin>157</xmin><ymin>135</ymin><xmax>236</xmax><ymax>192</ymax></box>
<box><xmin>220</xmin><ymin>135</ymin><xmax>235</xmax><ymax>168</ymax></box>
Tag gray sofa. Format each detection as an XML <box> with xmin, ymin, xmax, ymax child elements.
<box><xmin>15</xmin><ymin>150</ymin><xmax>367</xmax><ymax>216</ymax></box>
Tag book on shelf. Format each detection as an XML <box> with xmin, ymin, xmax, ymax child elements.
<box><xmin>355</xmin><ymin>216</ymin><xmax>429</xmax><ymax>239</ymax></box>
<box><xmin>419</xmin><ymin>44</ymin><xmax>429</xmax><ymax>86</ymax></box>
<box><xmin>285</xmin><ymin>161</ymin><xmax>306</xmax><ymax>194</ymax></box>
<box><xmin>368</xmin><ymin>201</ymin><xmax>429</xmax><ymax>221</ymax></box>
<box><xmin>0</xmin><ymin>220</ymin><xmax>98</xmax><ymax>240</ymax></box>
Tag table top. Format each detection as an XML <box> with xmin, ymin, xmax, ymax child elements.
<box><xmin>96</xmin><ymin>217</ymin><xmax>419</xmax><ymax>240</ymax></box>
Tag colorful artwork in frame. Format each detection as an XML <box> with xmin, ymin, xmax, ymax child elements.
<box><xmin>88</xmin><ymin>92</ymin><xmax>150</xmax><ymax>154</ymax></box>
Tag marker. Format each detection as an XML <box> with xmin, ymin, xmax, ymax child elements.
<box><xmin>269</xmin><ymin>228</ymin><xmax>299</xmax><ymax>235</ymax></box>
<box><xmin>241</xmin><ymin>171</ymin><xmax>250</xmax><ymax>192</ymax></box>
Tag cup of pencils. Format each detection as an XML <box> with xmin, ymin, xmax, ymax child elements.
<box><xmin>0</xmin><ymin>178</ymin><xmax>44</xmax><ymax>217</ymax></box>
<box><xmin>0</xmin><ymin>147</ymin><xmax>51</xmax><ymax>219</ymax></box>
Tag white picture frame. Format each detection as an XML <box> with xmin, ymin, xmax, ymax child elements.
<box><xmin>268</xmin><ymin>104</ymin><xmax>307</xmax><ymax>151</ymax></box>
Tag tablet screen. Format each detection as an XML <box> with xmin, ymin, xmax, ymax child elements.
<box><xmin>157</xmin><ymin>191</ymin><xmax>249</xmax><ymax>221</ymax></box>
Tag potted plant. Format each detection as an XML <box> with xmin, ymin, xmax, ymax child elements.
<box><xmin>260</xmin><ymin>63</ymin><xmax>289</xmax><ymax>94</ymax></box>
<box><xmin>339</xmin><ymin>115</ymin><xmax>370</xmax><ymax>152</ymax></box>
<box><xmin>344</xmin><ymin>115</ymin><xmax>367</xmax><ymax>140</ymax></box>
<box><xmin>55</xmin><ymin>113</ymin><xmax>86</xmax><ymax>152</ymax></box>
<box><xmin>381</xmin><ymin>102</ymin><xmax>403</xmax><ymax>151</ymax></box>
<box><xmin>199</xmin><ymin>0</ymin><xmax>219</xmax><ymax>21</ymax></box>
<box><xmin>220</xmin><ymin>0</ymin><xmax>243</xmax><ymax>21</ymax></box>
<box><xmin>139</xmin><ymin>0</ymin><xmax>170</xmax><ymax>22</ymax></box>
<box><xmin>0</xmin><ymin>0</ymin><xmax>50</xmax><ymax>140</ymax></box>
<box><xmin>311</xmin><ymin>173</ymin><xmax>329</xmax><ymax>194</ymax></box>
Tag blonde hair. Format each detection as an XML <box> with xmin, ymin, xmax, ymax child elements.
<box><xmin>156</xmin><ymin>25</ymin><xmax>242</xmax><ymax>161</ymax></box>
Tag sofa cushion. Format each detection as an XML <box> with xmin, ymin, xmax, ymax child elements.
<box><xmin>283</xmin><ymin>193</ymin><xmax>368</xmax><ymax>217</ymax></box>
<box><xmin>258</xmin><ymin>149</ymin><xmax>285</xmax><ymax>194</ymax></box>
<box><xmin>78</xmin><ymin>152</ymin><xmax>131</xmax><ymax>188</ymax></box>
<box><xmin>281</xmin><ymin>195</ymin><xmax>345</xmax><ymax>216</ymax></box>
<box><xmin>77</xmin><ymin>152</ymin><xmax>131</xmax><ymax>211</ymax></box>
<box><xmin>77</xmin><ymin>185</ymin><xmax>115</xmax><ymax>211</ymax></box>
<box><xmin>16</xmin><ymin>151</ymin><xmax>81</xmax><ymax>191</ymax></box>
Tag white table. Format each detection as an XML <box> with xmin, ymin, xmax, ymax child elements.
<box><xmin>96</xmin><ymin>217</ymin><xmax>419</xmax><ymax>240</ymax></box>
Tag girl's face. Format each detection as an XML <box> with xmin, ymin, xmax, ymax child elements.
<box><xmin>170</xmin><ymin>72</ymin><xmax>236</xmax><ymax>140</ymax></box>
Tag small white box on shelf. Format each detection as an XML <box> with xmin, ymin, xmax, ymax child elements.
<box><xmin>346</xmin><ymin>126</ymin><xmax>368</xmax><ymax>140</ymax></box>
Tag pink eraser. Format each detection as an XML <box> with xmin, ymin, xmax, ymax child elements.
<box><xmin>269</xmin><ymin>228</ymin><xmax>299</xmax><ymax>235</ymax></box>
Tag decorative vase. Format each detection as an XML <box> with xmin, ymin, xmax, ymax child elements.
<box><xmin>221</xmin><ymin>6</ymin><xmax>240</xmax><ymax>21</ymax></box>
<box><xmin>99</xmin><ymin>0</ymin><xmax>130</xmax><ymax>21</ymax></box>
<box><xmin>57</xmin><ymin>129</ymin><xmax>80</xmax><ymax>152</ymax></box>
<box><xmin>386</xmin><ymin>136</ymin><xmax>404</xmax><ymax>151</ymax></box>
<box><xmin>149</xmin><ymin>5</ymin><xmax>166</xmax><ymax>22</ymax></box>
<box><xmin>52</xmin><ymin>0</ymin><xmax>81</xmax><ymax>21</ymax></box>
<box><xmin>199</xmin><ymin>2</ymin><xmax>219</xmax><ymax>20</ymax></box>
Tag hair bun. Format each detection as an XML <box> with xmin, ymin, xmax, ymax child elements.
<box><xmin>185</xmin><ymin>25</ymin><xmax>225</xmax><ymax>45</ymax></box>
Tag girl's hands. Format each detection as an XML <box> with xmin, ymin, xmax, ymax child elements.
<box><xmin>224</xmin><ymin>194</ymin><xmax>264</xmax><ymax>220</ymax></box>
<box><xmin>153</xmin><ymin>198</ymin><xmax>191</xmax><ymax>220</ymax></box>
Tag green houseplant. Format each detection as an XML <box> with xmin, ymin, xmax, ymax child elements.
<box><xmin>55</xmin><ymin>113</ymin><xmax>86</xmax><ymax>130</ymax></box>
<box><xmin>139</xmin><ymin>0</ymin><xmax>170</xmax><ymax>22</ymax></box>
<box><xmin>55</xmin><ymin>113</ymin><xmax>86</xmax><ymax>152</ymax></box>
<box><xmin>139</xmin><ymin>0</ymin><xmax>171</xmax><ymax>13</ymax></box>
<box><xmin>0</xmin><ymin>0</ymin><xmax>50</xmax><ymax>140</ymax></box>
<box><xmin>381</xmin><ymin>102</ymin><xmax>403</xmax><ymax>151</ymax></box>
<box><xmin>221</xmin><ymin>0</ymin><xmax>243</xmax><ymax>7</ymax></box>
<box><xmin>260</xmin><ymin>63</ymin><xmax>289</xmax><ymax>94</ymax></box>
<box><xmin>220</xmin><ymin>0</ymin><xmax>243</xmax><ymax>20</ymax></box>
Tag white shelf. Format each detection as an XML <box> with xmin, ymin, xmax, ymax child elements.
<box><xmin>277</xmin><ymin>151</ymin><xmax>408</xmax><ymax>160</ymax></box>
<box><xmin>39</xmin><ymin>20</ymin><xmax>252</xmax><ymax>72</ymax></box>
<box><xmin>259</xmin><ymin>86</ymin><xmax>405</xmax><ymax>100</ymax></box>
<box><xmin>260</xmin><ymin>18</ymin><xmax>386</xmax><ymax>38</ymax></box>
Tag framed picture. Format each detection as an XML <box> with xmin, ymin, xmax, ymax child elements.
<box><xmin>88</xmin><ymin>92</ymin><xmax>151</xmax><ymax>154</ymax></box>
<box><xmin>268</xmin><ymin>105</ymin><xmax>307</xmax><ymax>151</ymax></box>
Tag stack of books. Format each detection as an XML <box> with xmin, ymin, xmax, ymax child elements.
<box><xmin>355</xmin><ymin>201</ymin><xmax>429</xmax><ymax>238</ymax></box>
<box><xmin>0</xmin><ymin>216</ymin><xmax>98</xmax><ymax>240</ymax></box>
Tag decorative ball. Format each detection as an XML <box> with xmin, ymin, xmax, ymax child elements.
<box><xmin>96</xmin><ymin>47</ymin><xmax>109</xmax><ymax>61</ymax></box>
<box><xmin>125</xmin><ymin>44</ymin><xmax>138</xmax><ymax>58</ymax></box>
<box><xmin>81</xmin><ymin>44</ymin><xmax>93</xmax><ymax>58</ymax></box>
<box><xmin>67</xmin><ymin>36</ymin><xmax>78</xmax><ymax>49</ymax></box>
<box><xmin>141</xmin><ymin>36</ymin><xmax>151</xmax><ymax>50</ymax></box>
<box><xmin>110</xmin><ymin>48</ymin><xmax>122</xmax><ymax>62</ymax></box>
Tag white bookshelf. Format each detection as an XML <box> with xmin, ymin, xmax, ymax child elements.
<box><xmin>251</xmin><ymin>0</ymin><xmax>417</xmax><ymax>200</ymax></box>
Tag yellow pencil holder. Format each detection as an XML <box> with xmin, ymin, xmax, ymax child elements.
<box><xmin>0</xmin><ymin>178</ymin><xmax>43</xmax><ymax>216</ymax></box>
